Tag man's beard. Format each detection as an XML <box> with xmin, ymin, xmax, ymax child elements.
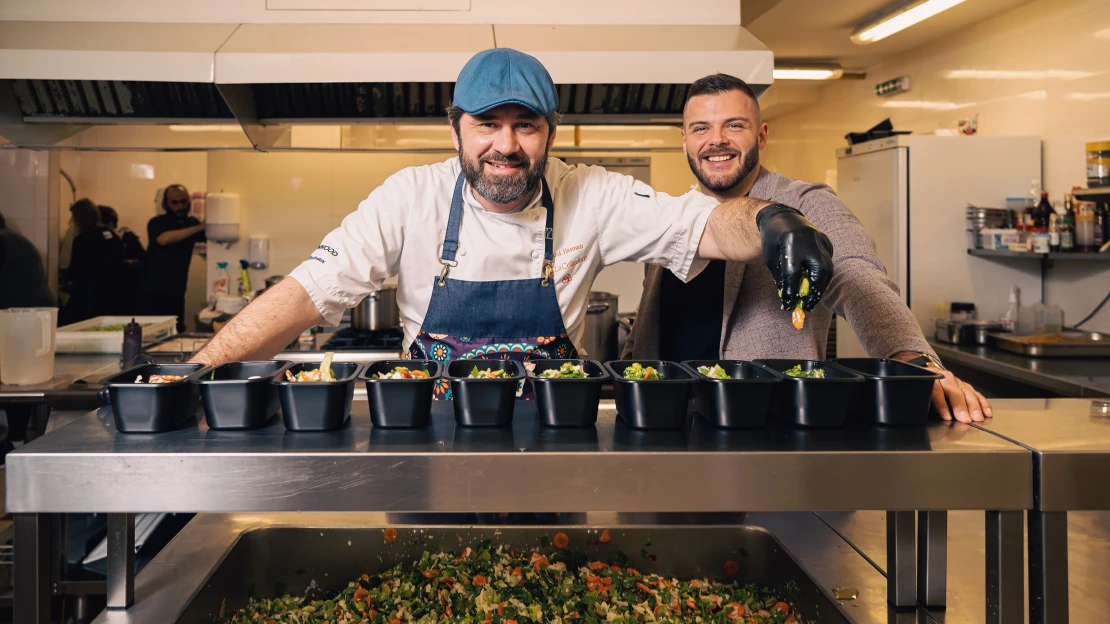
<box><xmin>687</xmin><ymin>146</ymin><xmax>760</xmax><ymax>194</ymax></box>
<box><xmin>459</xmin><ymin>146</ymin><xmax>548</xmax><ymax>206</ymax></box>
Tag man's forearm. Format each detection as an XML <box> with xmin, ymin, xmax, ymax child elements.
<box><xmin>157</xmin><ymin>224</ymin><xmax>204</xmax><ymax>246</ymax></box>
<box><xmin>192</xmin><ymin>278</ymin><xmax>324</xmax><ymax>366</ymax></box>
<box><xmin>695</xmin><ymin>197</ymin><xmax>771</xmax><ymax>262</ymax></box>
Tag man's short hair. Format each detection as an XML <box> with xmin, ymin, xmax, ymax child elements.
<box><xmin>685</xmin><ymin>73</ymin><xmax>760</xmax><ymax>110</ymax></box>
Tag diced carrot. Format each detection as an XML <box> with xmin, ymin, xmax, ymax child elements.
<box><xmin>786</xmin><ymin>617</ymin><xmax>798</xmax><ymax>623</ymax></box>
<box><xmin>653</xmin><ymin>604</ymin><xmax>661</xmax><ymax>617</ymax></box>
<box><xmin>353</xmin><ymin>586</ymin><xmax>369</xmax><ymax>601</ymax></box>
<box><xmin>443</xmin><ymin>577</ymin><xmax>456</xmax><ymax>587</ymax></box>
<box><xmin>599</xmin><ymin>529</ymin><xmax>611</xmax><ymax>543</ymax></box>
<box><xmin>472</xmin><ymin>574</ymin><xmax>487</xmax><ymax>587</ymax></box>
<box><xmin>511</xmin><ymin>566</ymin><xmax>522</xmax><ymax>578</ymax></box>
<box><xmin>610</xmin><ymin>565</ymin><xmax>622</xmax><ymax>573</ymax></box>
<box><xmin>599</xmin><ymin>577</ymin><xmax>613</xmax><ymax>588</ymax></box>
<box><xmin>424</xmin><ymin>568</ymin><xmax>439</xmax><ymax>578</ymax></box>
<box><xmin>626</xmin><ymin>567</ymin><xmax>641</xmax><ymax>577</ymax></box>
<box><xmin>588</xmin><ymin>561</ymin><xmax>608</xmax><ymax>571</ymax></box>
<box><xmin>772</xmin><ymin>602</ymin><xmax>790</xmax><ymax>615</ymax></box>
<box><xmin>533</xmin><ymin>555</ymin><xmax>550</xmax><ymax>570</ymax></box>
<box><xmin>497</xmin><ymin>602</ymin><xmax>507</xmax><ymax>616</ymax></box>
<box><xmin>636</xmin><ymin>582</ymin><xmax>653</xmax><ymax>593</ymax></box>
<box><xmin>553</xmin><ymin>532</ymin><xmax>570</xmax><ymax>549</ymax></box>
<box><xmin>390</xmin><ymin>619</ymin><xmax>401</xmax><ymax>624</ymax></box>
<box><xmin>723</xmin><ymin>560</ymin><xmax>740</xmax><ymax>575</ymax></box>
<box><xmin>504</xmin><ymin>620</ymin><xmax>519</xmax><ymax>624</ymax></box>
<box><xmin>382</xmin><ymin>528</ymin><xmax>398</xmax><ymax>543</ymax></box>
<box><xmin>361</xmin><ymin>574</ymin><xmax>370</xmax><ymax>581</ymax></box>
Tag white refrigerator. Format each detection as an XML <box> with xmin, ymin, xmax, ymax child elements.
<box><xmin>834</xmin><ymin>135</ymin><xmax>1042</xmax><ymax>358</ymax></box>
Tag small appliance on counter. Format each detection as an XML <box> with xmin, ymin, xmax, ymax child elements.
<box><xmin>935</xmin><ymin>319</ymin><xmax>1008</xmax><ymax>345</ymax></box>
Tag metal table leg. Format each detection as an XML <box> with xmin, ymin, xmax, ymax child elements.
<box><xmin>917</xmin><ymin>510</ymin><xmax>947</xmax><ymax>608</ymax></box>
<box><xmin>985</xmin><ymin>510</ymin><xmax>1024</xmax><ymax>624</ymax></box>
<box><xmin>1028</xmin><ymin>510</ymin><xmax>1068</xmax><ymax>624</ymax></box>
<box><xmin>106</xmin><ymin>513</ymin><xmax>135</xmax><ymax>611</ymax></box>
<box><xmin>886</xmin><ymin>510</ymin><xmax>916</xmax><ymax>608</ymax></box>
<box><xmin>14</xmin><ymin>513</ymin><xmax>51</xmax><ymax>624</ymax></box>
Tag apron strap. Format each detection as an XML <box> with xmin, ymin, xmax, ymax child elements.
<box><xmin>539</xmin><ymin>178</ymin><xmax>555</xmax><ymax>287</ymax></box>
<box><xmin>440</xmin><ymin>174</ymin><xmax>466</xmax><ymax>265</ymax></box>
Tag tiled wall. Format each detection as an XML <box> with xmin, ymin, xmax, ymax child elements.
<box><xmin>58</xmin><ymin>151</ymin><xmax>209</xmax><ymax>329</ymax></box>
<box><xmin>0</xmin><ymin>149</ymin><xmax>50</xmax><ymax>260</ymax></box>
<box><xmin>761</xmin><ymin>0</ymin><xmax>1110</xmax><ymax>330</ymax></box>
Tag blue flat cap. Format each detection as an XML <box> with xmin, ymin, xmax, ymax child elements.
<box><xmin>453</xmin><ymin>48</ymin><xmax>559</xmax><ymax>117</ymax></box>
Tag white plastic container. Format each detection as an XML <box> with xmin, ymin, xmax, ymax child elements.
<box><xmin>55</xmin><ymin>316</ymin><xmax>177</xmax><ymax>354</ymax></box>
<box><xmin>0</xmin><ymin>307</ymin><xmax>58</xmax><ymax>385</ymax></box>
<box><xmin>205</xmin><ymin>192</ymin><xmax>240</xmax><ymax>242</ymax></box>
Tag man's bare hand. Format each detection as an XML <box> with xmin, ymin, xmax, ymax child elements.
<box><xmin>930</xmin><ymin>369</ymin><xmax>992</xmax><ymax>423</ymax></box>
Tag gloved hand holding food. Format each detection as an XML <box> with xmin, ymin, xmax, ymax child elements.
<box><xmin>757</xmin><ymin>204</ymin><xmax>834</xmax><ymax>327</ymax></box>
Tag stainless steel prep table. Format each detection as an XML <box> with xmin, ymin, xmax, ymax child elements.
<box><xmin>7</xmin><ymin>399</ymin><xmax>1034</xmax><ymax>622</ymax></box>
<box><xmin>930</xmin><ymin>341</ymin><xmax>1110</xmax><ymax>398</ymax></box>
<box><xmin>972</xmin><ymin>398</ymin><xmax>1110</xmax><ymax>624</ymax></box>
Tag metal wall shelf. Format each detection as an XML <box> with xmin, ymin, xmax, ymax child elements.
<box><xmin>968</xmin><ymin>249</ymin><xmax>1110</xmax><ymax>261</ymax></box>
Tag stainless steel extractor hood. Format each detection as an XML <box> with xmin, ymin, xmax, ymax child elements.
<box><xmin>0</xmin><ymin>20</ymin><xmax>774</xmax><ymax>148</ymax></box>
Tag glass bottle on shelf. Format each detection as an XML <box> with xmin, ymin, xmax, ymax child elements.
<box><xmin>1000</xmin><ymin>285</ymin><xmax>1021</xmax><ymax>332</ymax></box>
<box><xmin>1033</xmin><ymin>191</ymin><xmax>1052</xmax><ymax>229</ymax></box>
<box><xmin>1059</xmin><ymin>213</ymin><xmax>1075</xmax><ymax>252</ymax></box>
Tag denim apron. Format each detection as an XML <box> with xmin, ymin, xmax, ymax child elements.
<box><xmin>409</xmin><ymin>174</ymin><xmax>578</xmax><ymax>400</ymax></box>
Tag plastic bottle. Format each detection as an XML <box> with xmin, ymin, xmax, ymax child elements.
<box><xmin>121</xmin><ymin>318</ymin><xmax>142</xmax><ymax>368</ymax></box>
<box><xmin>213</xmin><ymin>261</ymin><xmax>231</xmax><ymax>296</ymax></box>
<box><xmin>1077</xmin><ymin>200</ymin><xmax>1097</xmax><ymax>252</ymax></box>
<box><xmin>1000</xmin><ymin>286</ymin><xmax>1021</xmax><ymax>332</ymax></box>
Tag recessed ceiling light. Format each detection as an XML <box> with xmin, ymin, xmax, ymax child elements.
<box><xmin>851</xmin><ymin>0</ymin><xmax>967</xmax><ymax>45</ymax></box>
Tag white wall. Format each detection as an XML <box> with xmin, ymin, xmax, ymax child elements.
<box><xmin>0</xmin><ymin>149</ymin><xmax>51</xmax><ymax>260</ymax></box>
<box><xmin>761</xmin><ymin>0</ymin><xmax>1110</xmax><ymax>331</ymax></box>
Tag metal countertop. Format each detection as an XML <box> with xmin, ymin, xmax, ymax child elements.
<box><xmin>6</xmin><ymin>400</ymin><xmax>1032</xmax><ymax>514</ymax></box>
<box><xmin>971</xmin><ymin>398</ymin><xmax>1110</xmax><ymax>511</ymax></box>
<box><xmin>930</xmin><ymin>341</ymin><xmax>1110</xmax><ymax>398</ymax></box>
<box><xmin>0</xmin><ymin>353</ymin><xmax>119</xmax><ymax>400</ymax></box>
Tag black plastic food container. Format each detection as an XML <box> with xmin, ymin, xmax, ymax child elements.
<box><xmin>273</xmin><ymin>362</ymin><xmax>362</xmax><ymax>431</ymax></box>
<box><xmin>99</xmin><ymin>363</ymin><xmax>209</xmax><ymax>433</ymax></box>
<box><xmin>359</xmin><ymin>360</ymin><xmax>441</xmax><ymax>429</ymax></box>
<box><xmin>833</xmin><ymin>358</ymin><xmax>943</xmax><ymax>426</ymax></box>
<box><xmin>755</xmin><ymin>359</ymin><xmax>864</xmax><ymax>428</ymax></box>
<box><xmin>194</xmin><ymin>360</ymin><xmax>291</xmax><ymax>430</ymax></box>
<box><xmin>444</xmin><ymin>359</ymin><xmax>522</xmax><ymax>427</ymax></box>
<box><xmin>529</xmin><ymin>359</ymin><xmax>608</xmax><ymax>428</ymax></box>
<box><xmin>603</xmin><ymin>360</ymin><xmax>696</xmax><ymax>430</ymax></box>
<box><xmin>684</xmin><ymin>360</ymin><xmax>783</xmax><ymax>429</ymax></box>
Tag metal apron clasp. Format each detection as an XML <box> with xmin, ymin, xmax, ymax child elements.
<box><xmin>438</xmin><ymin>259</ymin><xmax>458</xmax><ymax>287</ymax></box>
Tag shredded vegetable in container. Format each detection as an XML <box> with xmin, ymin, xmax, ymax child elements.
<box><xmin>697</xmin><ymin>364</ymin><xmax>731</xmax><ymax>380</ymax></box>
<box><xmin>468</xmin><ymin>366</ymin><xmax>510</xmax><ymax>379</ymax></box>
<box><xmin>286</xmin><ymin>352</ymin><xmax>338</xmax><ymax>382</ymax></box>
<box><xmin>623</xmin><ymin>363</ymin><xmax>662</xmax><ymax>380</ymax></box>
<box><xmin>224</xmin><ymin>540</ymin><xmax>803</xmax><ymax>624</ymax></box>
<box><xmin>378</xmin><ymin>367</ymin><xmax>430</xmax><ymax>380</ymax></box>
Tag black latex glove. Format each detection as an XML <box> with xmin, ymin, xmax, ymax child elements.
<box><xmin>756</xmin><ymin>204</ymin><xmax>834</xmax><ymax>312</ymax></box>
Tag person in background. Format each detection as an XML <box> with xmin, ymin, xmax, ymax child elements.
<box><xmin>99</xmin><ymin>205</ymin><xmax>145</xmax><ymax>314</ymax></box>
<box><xmin>623</xmin><ymin>73</ymin><xmax>991</xmax><ymax>424</ymax></box>
<box><xmin>59</xmin><ymin>199</ymin><xmax>124</xmax><ymax>325</ymax></box>
<box><xmin>0</xmin><ymin>210</ymin><xmax>55</xmax><ymax>309</ymax></box>
<box><xmin>140</xmin><ymin>184</ymin><xmax>205</xmax><ymax>332</ymax></box>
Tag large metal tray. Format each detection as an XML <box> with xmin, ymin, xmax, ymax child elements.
<box><xmin>990</xmin><ymin>331</ymin><xmax>1110</xmax><ymax>358</ymax></box>
<box><xmin>177</xmin><ymin>525</ymin><xmax>850</xmax><ymax>623</ymax></box>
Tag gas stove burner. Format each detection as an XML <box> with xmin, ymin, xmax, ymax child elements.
<box><xmin>322</xmin><ymin>326</ymin><xmax>404</xmax><ymax>351</ymax></box>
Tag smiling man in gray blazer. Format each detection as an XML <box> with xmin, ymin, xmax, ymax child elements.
<box><xmin>623</xmin><ymin>73</ymin><xmax>991</xmax><ymax>423</ymax></box>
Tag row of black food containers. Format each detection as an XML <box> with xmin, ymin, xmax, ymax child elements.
<box><xmin>98</xmin><ymin>358</ymin><xmax>942</xmax><ymax>434</ymax></box>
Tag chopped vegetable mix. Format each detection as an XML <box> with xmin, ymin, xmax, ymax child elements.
<box><xmin>468</xmin><ymin>366</ymin><xmax>510</xmax><ymax>379</ymax></box>
<box><xmin>133</xmin><ymin>374</ymin><xmax>185</xmax><ymax>384</ymax></box>
<box><xmin>697</xmin><ymin>364</ymin><xmax>731</xmax><ymax>380</ymax></box>
<box><xmin>224</xmin><ymin>541</ymin><xmax>803</xmax><ymax>624</ymax></box>
<box><xmin>80</xmin><ymin>323</ymin><xmax>153</xmax><ymax>332</ymax></box>
<box><xmin>783</xmin><ymin>365</ymin><xmax>825</xmax><ymax>379</ymax></box>
<box><xmin>622</xmin><ymin>363</ymin><xmax>662</xmax><ymax>381</ymax></box>
<box><xmin>378</xmin><ymin>367</ymin><xmax>430</xmax><ymax>380</ymax></box>
<box><xmin>286</xmin><ymin>352</ymin><xmax>338</xmax><ymax>382</ymax></box>
<box><xmin>536</xmin><ymin>363</ymin><xmax>589</xmax><ymax>379</ymax></box>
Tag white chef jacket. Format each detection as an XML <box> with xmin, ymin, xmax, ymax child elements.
<box><xmin>289</xmin><ymin>156</ymin><xmax>717</xmax><ymax>354</ymax></box>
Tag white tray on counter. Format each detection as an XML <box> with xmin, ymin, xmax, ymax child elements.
<box><xmin>55</xmin><ymin>316</ymin><xmax>178</xmax><ymax>353</ymax></box>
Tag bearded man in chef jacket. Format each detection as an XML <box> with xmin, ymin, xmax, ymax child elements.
<box><xmin>194</xmin><ymin>50</ymin><xmax>835</xmax><ymax>400</ymax></box>
<box><xmin>623</xmin><ymin>73</ymin><xmax>991</xmax><ymax>423</ymax></box>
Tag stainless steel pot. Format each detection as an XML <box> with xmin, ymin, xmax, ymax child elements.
<box><xmin>353</xmin><ymin>286</ymin><xmax>399</xmax><ymax>330</ymax></box>
<box><xmin>583</xmin><ymin>291</ymin><xmax>618</xmax><ymax>361</ymax></box>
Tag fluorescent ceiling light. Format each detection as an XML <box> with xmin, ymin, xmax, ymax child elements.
<box><xmin>852</xmin><ymin>0</ymin><xmax>967</xmax><ymax>45</ymax></box>
<box><xmin>1066</xmin><ymin>92</ymin><xmax>1110</xmax><ymax>101</ymax></box>
<box><xmin>946</xmin><ymin>69</ymin><xmax>1095</xmax><ymax>80</ymax></box>
<box><xmin>774</xmin><ymin>62</ymin><xmax>844</xmax><ymax>81</ymax></box>
<box><xmin>774</xmin><ymin>68</ymin><xmax>843</xmax><ymax>80</ymax></box>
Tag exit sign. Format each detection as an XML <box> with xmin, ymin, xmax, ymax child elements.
<box><xmin>875</xmin><ymin>76</ymin><xmax>911</xmax><ymax>96</ymax></box>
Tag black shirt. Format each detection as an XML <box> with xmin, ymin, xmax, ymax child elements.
<box><xmin>0</xmin><ymin>228</ymin><xmax>55</xmax><ymax>309</ymax></box>
<box><xmin>658</xmin><ymin>259</ymin><xmax>726</xmax><ymax>362</ymax></box>
<box><xmin>141</xmin><ymin>213</ymin><xmax>204</xmax><ymax>298</ymax></box>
